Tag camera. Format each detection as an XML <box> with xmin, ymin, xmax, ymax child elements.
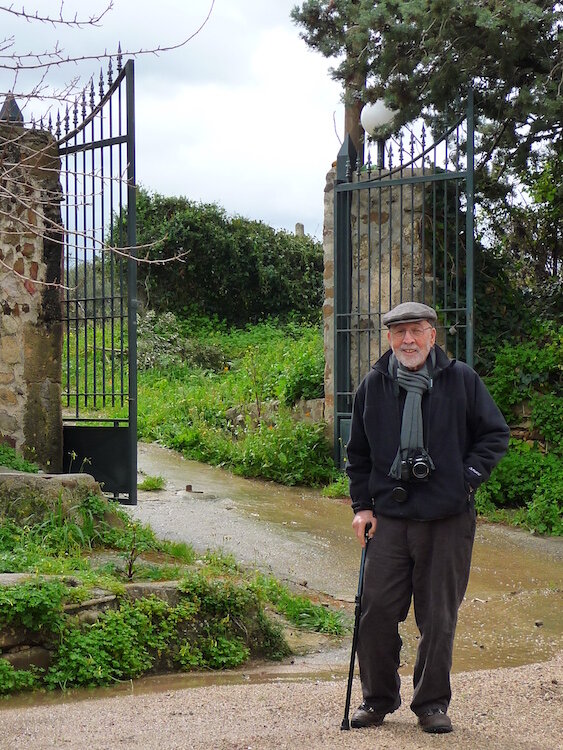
<box><xmin>400</xmin><ymin>452</ymin><xmax>433</xmax><ymax>482</ymax></box>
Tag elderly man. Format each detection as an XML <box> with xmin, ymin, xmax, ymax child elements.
<box><xmin>346</xmin><ymin>302</ymin><xmax>509</xmax><ymax>734</ymax></box>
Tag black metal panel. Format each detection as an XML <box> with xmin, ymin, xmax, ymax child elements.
<box><xmin>63</xmin><ymin>424</ymin><xmax>132</xmax><ymax>501</ymax></box>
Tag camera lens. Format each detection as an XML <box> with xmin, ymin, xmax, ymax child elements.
<box><xmin>411</xmin><ymin>460</ymin><xmax>430</xmax><ymax>480</ymax></box>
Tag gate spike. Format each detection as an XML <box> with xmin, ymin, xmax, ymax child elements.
<box><xmin>399</xmin><ymin>132</ymin><xmax>404</xmax><ymax>167</ymax></box>
<box><xmin>108</xmin><ymin>56</ymin><xmax>113</xmax><ymax>86</ymax></box>
<box><xmin>31</xmin><ymin>114</ymin><xmax>36</xmax><ymax>129</ymax></box>
<box><xmin>117</xmin><ymin>43</ymin><xmax>122</xmax><ymax>72</ymax></box>
<box><xmin>48</xmin><ymin>112</ymin><xmax>53</xmax><ymax>132</ymax></box>
<box><xmin>73</xmin><ymin>97</ymin><xmax>79</xmax><ymax>128</ymax></box>
<box><xmin>387</xmin><ymin>142</ymin><xmax>393</xmax><ymax>170</ymax></box>
<box><xmin>55</xmin><ymin>110</ymin><xmax>61</xmax><ymax>139</ymax></box>
<box><xmin>100</xmin><ymin>69</ymin><xmax>105</xmax><ymax>100</ymax></box>
<box><xmin>90</xmin><ymin>79</ymin><xmax>95</xmax><ymax>110</ymax></box>
<box><xmin>64</xmin><ymin>105</ymin><xmax>70</xmax><ymax>134</ymax></box>
<box><xmin>81</xmin><ymin>88</ymin><xmax>87</xmax><ymax>120</ymax></box>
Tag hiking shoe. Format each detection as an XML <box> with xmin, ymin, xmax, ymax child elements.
<box><xmin>350</xmin><ymin>702</ymin><xmax>386</xmax><ymax>728</ymax></box>
<box><xmin>418</xmin><ymin>708</ymin><xmax>452</xmax><ymax>734</ymax></box>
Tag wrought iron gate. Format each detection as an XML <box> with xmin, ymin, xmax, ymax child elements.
<box><xmin>56</xmin><ymin>56</ymin><xmax>137</xmax><ymax>503</ymax></box>
<box><xmin>333</xmin><ymin>92</ymin><xmax>475</xmax><ymax>466</ymax></box>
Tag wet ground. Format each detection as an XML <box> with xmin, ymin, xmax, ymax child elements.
<box><xmin>132</xmin><ymin>442</ymin><xmax>563</xmax><ymax>675</ymax></box>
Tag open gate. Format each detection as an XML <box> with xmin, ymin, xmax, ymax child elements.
<box><xmin>56</xmin><ymin>56</ymin><xmax>137</xmax><ymax>504</ymax></box>
<box><xmin>333</xmin><ymin>92</ymin><xmax>475</xmax><ymax>466</ymax></box>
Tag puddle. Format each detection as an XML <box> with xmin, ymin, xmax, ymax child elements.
<box><xmin>134</xmin><ymin>443</ymin><xmax>563</xmax><ymax>673</ymax></box>
<box><xmin>6</xmin><ymin>442</ymin><xmax>558</xmax><ymax>710</ymax></box>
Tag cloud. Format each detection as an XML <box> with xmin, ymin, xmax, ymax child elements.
<box><xmin>2</xmin><ymin>0</ymin><xmax>345</xmax><ymax>238</ymax></box>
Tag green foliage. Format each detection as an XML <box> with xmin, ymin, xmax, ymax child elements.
<box><xmin>138</xmin><ymin>474</ymin><xmax>166</xmax><ymax>491</ymax></box>
<box><xmin>0</xmin><ymin>660</ymin><xmax>39</xmax><ymax>696</ymax></box>
<box><xmin>252</xmin><ymin>573</ymin><xmax>346</xmax><ymax>636</ymax></box>
<box><xmin>486</xmin><ymin>325</ymin><xmax>562</xmax><ymax>419</ymax></box>
<box><xmin>134</xmin><ymin>189</ymin><xmax>324</xmax><ymax>326</ymax></box>
<box><xmin>137</xmin><ymin>318</ymin><xmax>335</xmax><ymax>487</ymax></box>
<box><xmin>0</xmin><ymin>580</ymin><xmax>67</xmax><ymax>632</ymax></box>
<box><xmin>292</xmin><ymin>1</ymin><xmax>562</xmax><ymax>182</ymax></box>
<box><xmin>0</xmin><ymin>443</ymin><xmax>39</xmax><ymax>473</ymax></box>
<box><xmin>177</xmin><ymin>572</ymin><xmax>289</xmax><ymax>662</ymax></box>
<box><xmin>234</xmin><ymin>417</ymin><xmax>335</xmax><ymax>486</ymax></box>
<box><xmin>475</xmin><ymin>440</ymin><xmax>563</xmax><ymax>535</ymax></box>
<box><xmin>322</xmin><ymin>471</ymin><xmax>349</xmax><ymax>498</ymax></box>
<box><xmin>137</xmin><ymin>311</ymin><xmax>225</xmax><ymax>372</ymax></box>
<box><xmin>114</xmin><ymin>521</ymin><xmax>158</xmax><ymax>580</ymax></box>
<box><xmin>524</xmin><ymin>473</ymin><xmax>563</xmax><ymax>536</ymax></box>
<box><xmin>530</xmin><ymin>394</ymin><xmax>563</xmax><ymax>453</ymax></box>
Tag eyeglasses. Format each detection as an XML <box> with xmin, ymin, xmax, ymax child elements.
<box><xmin>390</xmin><ymin>325</ymin><xmax>433</xmax><ymax>340</ymax></box>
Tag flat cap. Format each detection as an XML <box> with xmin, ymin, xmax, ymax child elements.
<box><xmin>382</xmin><ymin>302</ymin><xmax>437</xmax><ymax>327</ymax></box>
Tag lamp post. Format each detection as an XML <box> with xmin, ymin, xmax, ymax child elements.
<box><xmin>360</xmin><ymin>100</ymin><xmax>397</xmax><ymax>170</ymax></box>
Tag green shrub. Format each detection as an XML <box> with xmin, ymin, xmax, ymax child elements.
<box><xmin>0</xmin><ymin>580</ymin><xmax>67</xmax><ymax>632</ymax></box>
<box><xmin>137</xmin><ymin>311</ymin><xmax>225</xmax><ymax>372</ymax></box>
<box><xmin>322</xmin><ymin>472</ymin><xmax>349</xmax><ymax>498</ymax></box>
<box><xmin>235</xmin><ymin>417</ymin><xmax>335</xmax><ymax>486</ymax></box>
<box><xmin>133</xmin><ymin>189</ymin><xmax>323</xmax><ymax>326</ymax></box>
<box><xmin>530</xmin><ymin>393</ymin><xmax>563</xmax><ymax>453</ymax></box>
<box><xmin>486</xmin><ymin>325</ymin><xmax>562</xmax><ymax>419</ymax></box>
<box><xmin>525</xmin><ymin>472</ymin><xmax>563</xmax><ymax>536</ymax></box>
<box><xmin>0</xmin><ymin>660</ymin><xmax>39</xmax><ymax>695</ymax></box>
<box><xmin>475</xmin><ymin>439</ymin><xmax>563</xmax><ymax>535</ymax></box>
<box><xmin>0</xmin><ymin>444</ymin><xmax>39</xmax><ymax>473</ymax></box>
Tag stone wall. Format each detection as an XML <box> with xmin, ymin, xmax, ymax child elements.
<box><xmin>0</xmin><ymin>124</ymin><xmax>63</xmax><ymax>470</ymax></box>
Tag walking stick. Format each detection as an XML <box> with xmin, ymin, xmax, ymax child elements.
<box><xmin>340</xmin><ymin>522</ymin><xmax>371</xmax><ymax>730</ymax></box>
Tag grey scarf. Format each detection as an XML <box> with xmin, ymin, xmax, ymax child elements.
<box><xmin>388</xmin><ymin>351</ymin><xmax>435</xmax><ymax>480</ymax></box>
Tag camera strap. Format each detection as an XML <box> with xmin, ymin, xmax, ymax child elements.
<box><xmin>387</xmin><ymin>351</ymin><xmax>436</xmax><ymax>480</ymax></box>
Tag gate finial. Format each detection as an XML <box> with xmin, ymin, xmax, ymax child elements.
<box><xmin>0</xmin><ymin>92</ymin><xmax>24</xmax><ymax>124</ymax></box>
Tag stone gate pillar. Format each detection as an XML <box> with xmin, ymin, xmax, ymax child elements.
<box><xmin>322</xmin><ymin>165</ymin><xmax>428</xmax><ymax>444</ymax></box>
<box><xmin>0</xmin><ymin>114</ymin><xmax>64</xmax><ymax>470</ymax></box>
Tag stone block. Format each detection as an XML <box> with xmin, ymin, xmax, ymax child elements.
<box><xmin>1</xmin><ymin>646</ymin><xmax>53</xmax><ymax>671</ymax></box>
<box><xmin>0</xmin><ymin>335</ymin><xmax>21</xmax><ymax>365</ymax></box>
<box><xmin>0</xmin><ymin>388</ymin><xmax>17</xmax><ymax>406</ymax></box>
<box><xmin>1</xmin><ymin>315</ymin><xmax>18</xmax><ymax>335</ymax></box>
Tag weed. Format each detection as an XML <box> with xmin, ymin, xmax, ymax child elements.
<box><xmin>138</xmin><ymin>474</ymin><xmax>166</xmax><ymax>491</ymax></box>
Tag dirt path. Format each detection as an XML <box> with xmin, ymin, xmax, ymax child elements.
<box><xmin>0</xmin><ymin>652</ymin><xmax>561</xmax><ymax>749</ymax></box>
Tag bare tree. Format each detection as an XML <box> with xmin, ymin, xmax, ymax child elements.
<box><xmin>0</xmin><ymin>0</ymin><xmax>215</xmax><ymax>293</ymax></box>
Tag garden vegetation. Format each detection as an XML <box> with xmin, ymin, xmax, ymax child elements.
<box><xmin>0</xmin><ymin>464</ymin><xmax>346</xmax><ymax>697</ymax></box>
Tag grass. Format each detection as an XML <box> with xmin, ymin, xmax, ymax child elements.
<box><xmin>138</xmin><ymin>474</ymin><xmax>166</xmax><ymax>491</ymax></box>
<box><xmin>65</xmin><ymin>314</ymin><xmax>336</xmax><ymax>487</ymax></box>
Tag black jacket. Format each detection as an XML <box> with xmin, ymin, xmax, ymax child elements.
<box><xmin>346</xmin><ymin>346</ymin><xmax>510</xmax><ymax>521</ymax></box>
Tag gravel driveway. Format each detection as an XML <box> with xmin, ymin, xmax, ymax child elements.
<box><xmin>0</xmin><ymin>652</ymin><xmax>561</xmax><ymax>749</ymax></box>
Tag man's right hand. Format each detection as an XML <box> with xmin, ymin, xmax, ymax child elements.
<box><xmin>352</xmin><ymin>510</ymin><xmax>377</xmax><ymax>547</ymax></box>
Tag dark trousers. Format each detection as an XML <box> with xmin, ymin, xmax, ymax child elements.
<box><xmin>357</xmin><ymin>509</ymin><xmax>476</xmax><ymax>716</ymax></box>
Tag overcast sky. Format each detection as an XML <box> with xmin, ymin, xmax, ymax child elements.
<box><xmin>3</xmin><ymin>1</ymin><xmax>345</xmax><ymax>239</ymax></box>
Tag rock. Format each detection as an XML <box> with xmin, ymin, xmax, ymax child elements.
<box><xmin>1</xmin><ymin>645</ymin><xmax>52</xmax><ymax>671</ymax></box>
